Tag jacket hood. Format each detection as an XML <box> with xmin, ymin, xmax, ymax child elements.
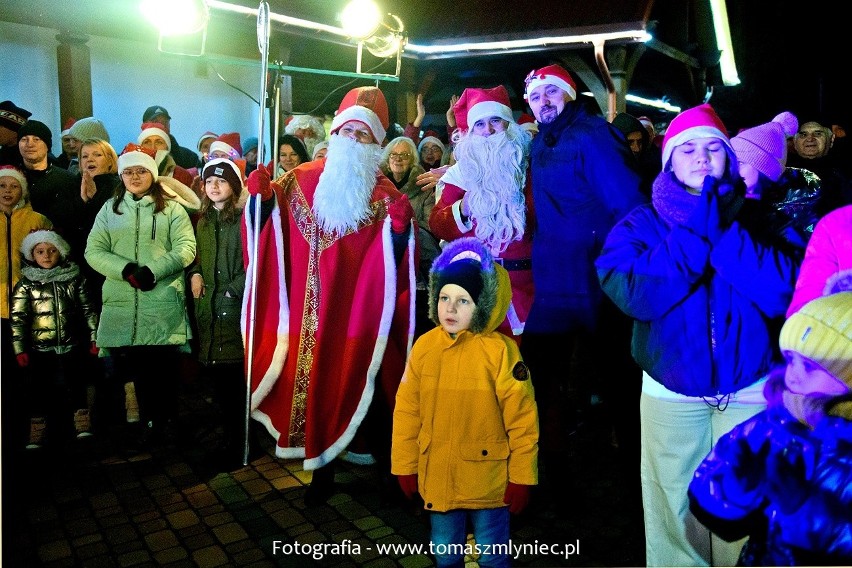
<box><xmin>158</xmin><ymin>175</ymin><xmax>201</xmax><ymax>212</ymax></box>
<box><xmin>428</xmin><ymin>237</ymin><xmax>512</xmax><ymax>334</ymax></box>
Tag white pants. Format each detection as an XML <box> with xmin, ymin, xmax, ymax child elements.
<box><xmin>640</xmin><ymin>373</ymin><xmax>766</xmax><ymax>567</ymax></box>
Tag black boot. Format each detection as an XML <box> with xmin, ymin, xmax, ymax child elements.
<box><xmin>304</xmin><ymin>462</ymin><xmax>336</xmax><ymax>506</ymax></box>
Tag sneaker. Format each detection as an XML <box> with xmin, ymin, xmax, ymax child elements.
<box><xmin>74</xmin><ymin>408</ymin><xmax>93</xmax><ymax>438</ymax></box>
<box><xmin>26</xmin><ymin>417</ymin><xmax>46</xmax><ymax>449</ymax></box>
<box><xmin>125</xmin><ymin>382</ymin><xmax>140</xmax><ymax>423</ymax></box>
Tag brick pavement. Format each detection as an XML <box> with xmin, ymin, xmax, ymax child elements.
<box><xmin>3</xmin><ymin>380</ymin><xmax>645</xmax><ymax>567</ymax></box>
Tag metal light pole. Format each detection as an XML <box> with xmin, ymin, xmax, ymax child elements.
<box><xmin>243</xmin><ymin>0</ymin><xmax>270</xmax><ymax>466</ymax></box>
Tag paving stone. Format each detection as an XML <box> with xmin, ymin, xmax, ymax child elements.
<box><xmin>191</xmin><ymin>544</ymin><xmax>230</xmax><ymax>566</ymax></box>
<box><xmin>144</xmin><ymin>529</ymin><xmax>179</xmax><ymax>551</ymax></box>
<box><xmin>212</xmin><ymin>521</ymin><xmax>250</xmax><ymax>545</ymax></box>
<box><xmin>166</xmin><ymin>509</ymin><xmax>200</xmax><ymax>530</ymax></box>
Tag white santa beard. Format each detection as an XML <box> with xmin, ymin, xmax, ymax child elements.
<box><xmin>453</xmin><ymin>127</ymin><xmax>529</xmax><ymax>255</ymax></box>
<box><xmin>313</xmin><ymin>134</ymin><xmax>383</xmax><ymax>234</ymax></box>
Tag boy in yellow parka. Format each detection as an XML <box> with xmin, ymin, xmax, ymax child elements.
<box><xmin>392</xmin><ymin>236</ymin><xmax>539</xmax><ymax>568</ymax></box>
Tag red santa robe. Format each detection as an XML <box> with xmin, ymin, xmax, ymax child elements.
<box><xmin>241</xmin><ymin>159</ymin><xmax>416</xmax><ymax>470</ymax></box>
<box><xmin>429</xmin><ymin>165</ymin><xmax>535</xmax><ymax>339</ymax></box>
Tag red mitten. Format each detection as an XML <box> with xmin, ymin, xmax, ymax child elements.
<box><xmin>89</xmin><ymin>342</ymin><xmax>99</xmax><ymax>356</ymax></box>
<box><xmin>247</xmin><ymin>164</ymin><xmax>273</xmax><ymax>200</ymax></box>
<box><xmin>397</xmin><ymin>474</ymin><xmax>418</xmax><ymax>499</ymax></box>
<box><xmin>388</xmin><ymin>194</ymin><xmax>414</xmax><ymax>233</ymax></box>
<box><xmin>16</xmin><ymin>353</ymin><xmax>29</xmax><ymax>367</ymax></box>
<box><xmin>503</xmin><ymin>482</ymin><xmax>531</xmax><ymax>514</ymax></box>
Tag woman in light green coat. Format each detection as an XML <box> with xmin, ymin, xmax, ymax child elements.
<box><xmin>85</xmin><ymin>146</ymin><xmax>196</xmax><ymax>445</ymax></box>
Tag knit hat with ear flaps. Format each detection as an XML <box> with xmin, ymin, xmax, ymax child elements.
<box><xmin>330</xmin><ymin>86</ymin><xmax>389</xmax><ymax>144</ymax></box>
<box><xmin>780</xmin><ymin>290</ymin><xmax>852</xmax><ymax>390</ymax></box>
<box><xmin>453</xmin><ymin>86</ymin><xmax>514</xmax><ymax>133</ymax></box>
<box><xmin>69</xmin><ymin>117</ymin><xmax>110</xmax><ymax>143</ymax></box>
<box><xmin>21</xmin><ymin>229</ymin><xmax>71</xmax><ymax>262</ymax></box>
<box><xmin>731</xmin><ymin>111</ymin><xmax>798</xmax><ymax>182</ymax></box>
<box><xmin>138</xmin><ymin>122</ymin><xmax>171</xmax><ymax>151</ymax></box>
<box><xmin>661</xmin><ymin>103</ymin><xmax>736</xmax><ymax>174</ymax></box>
<box><xmin>428</xmin><ymin>236</ymin><xmax>511</xmax><ymax>335</ymax></box>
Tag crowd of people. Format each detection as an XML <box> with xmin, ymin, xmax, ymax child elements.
<box><xmin>2</xmin><ymin>58</ymin><xmax>851</xmax><ymax>566</ymax></box>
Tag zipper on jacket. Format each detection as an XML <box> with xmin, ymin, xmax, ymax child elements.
<box><xmin>151</xmin><ymin>211</ymin><xmax>156</xmax><ymax>240</ymax></box>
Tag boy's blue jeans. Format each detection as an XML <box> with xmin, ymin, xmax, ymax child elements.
<box><xmin>430</xmin><ymin>507</ymin><xmax>510</xmax><ymax>568</ymax></box>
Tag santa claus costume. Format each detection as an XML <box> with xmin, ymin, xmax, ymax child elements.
<box><xmin>242</xmin><ymin>87</ymin><xmax>416</xmax><ymax>486</ymax></box>
<box><xmin>429</xmin><ymin>86</ymin><xmax>535</xmax><ymax>340</ymax></box>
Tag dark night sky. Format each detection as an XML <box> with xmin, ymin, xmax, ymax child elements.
<box><xmin>711</xmin><ymin>1</ymin><xmax>847</xmax><ymax>132</ymax></box>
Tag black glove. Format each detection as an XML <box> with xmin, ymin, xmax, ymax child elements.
<box><xmin>122</xmin><ymin>262</ymin><xmax>139</xmax><ymax>281</ymax></box>
<box><xmin>687</xmin><ymin>175</ymin><xmax>731</xmax><ymax>244</ymax></box>
<box><xmin>766</xmin><ymin>443</ymin><xmax>809</xmax><ymax>514</ymax></box>
<box><xmin>730</xmin><ymin>437</ymin><xmax>770</xmax><ymax>494</ymax></box>
<box><xmin>715</xmin><ymin>178</ymin><xmax>745</xmax><ymax>227</ymax></box>
<box><xmin>127</xmin><ymin>266</ymin><xmax>156</xmax><ymax>291</ymax></box>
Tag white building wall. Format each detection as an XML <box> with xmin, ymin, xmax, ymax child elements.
<box><xmin>1</xmin><ymin>20</ymin><xmax>261</xmax><ymax>159</ymax></box>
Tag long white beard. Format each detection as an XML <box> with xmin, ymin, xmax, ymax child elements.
<box><xmin>313</xmin><ymin>134</ymin><xmax>383</xmax><ymax>234</ymax></box>
<box><xmin>453</xmin><ymin>124</ymin><xmax>531</xmax><ymax>255</ymax></box>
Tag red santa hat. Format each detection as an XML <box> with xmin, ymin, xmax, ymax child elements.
<box><xmin>330</xmin><ymin>86</ymin><xmax>389</xmax><ymax>144</ymax></box>
<box><xmin>197</xmin><ymin>131</ymin><xmax>218</xmax><ymax>152</ymax></box>
<box><xmin>209</xmin><ymin>132</ymin><xmax>243</xmax><ymax>158</ymax></box>
<box><xmin>517</xmin><ymin>113</ymin><xmax>538</xmax><ymax>134</ymax></box>
<box><xmin>138</xmin><ymin>122</ymin><xmax>172</xmax><ymax>151</ymax></box>
<box><xmin>453</xmin><ymin>86</ymin><xmax>514</xmax><ymax>132</ymax></box>
<box><xmin>118</xmin><ymin>143</ymin><xmax>159</xmax><ymax>179</ymax></box>
<box><xmin>731</xmin><ymin>111</ymin><xmax>798</xmax><ymax>182</ymax></box>
<box><xmin>523</xmin><ymin>64</ymin><xmax>577</xmax><ymax>101</ymax></box>
<box><xmin>61</xmin><ymin>118</ymin><xmax>77</xmax><ymax>137</ymax></box>
<box><xmin>661</xmin><ymin>103</ymin><xmax>734</xmax><ymax>170</ymax></box>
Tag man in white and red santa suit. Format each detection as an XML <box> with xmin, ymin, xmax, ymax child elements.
<box><xmin>242</xmin><ymin>86</ymin><xmax>417</xmax><ymax>504</ymax></box>
<box><xmin>429</xmin><ymin>85</ymin><xmax>534</xmax><ymax>341</ymax></box>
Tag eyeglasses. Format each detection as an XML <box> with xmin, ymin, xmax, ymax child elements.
<box><xmin>421</xmin><ymin>146</ymin><xmax>442</xmax><ymax>155</ymax></box>
<box><xmin>121</xmin><ymin>168</ymin><xmax>151</xmax><ymax>178</ymax></box>
<box><xmin>389</xmin><ymin>152</ymin><xmax>411</xmax><ymax>161</ymax></box>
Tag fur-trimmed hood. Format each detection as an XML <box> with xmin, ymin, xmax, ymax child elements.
<box><xmin>428</xmin><ymin>237</ymin><xmax>512</xmax><ymax>334</ymax></box>
<box><xmin>158</xmin><ymin>175</ymin><xmax>201</xmax><ymax>213</ymax></box>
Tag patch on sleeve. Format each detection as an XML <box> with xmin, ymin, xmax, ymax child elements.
<box><xmin>512</xmin><ymin>362</ymin><xmax>529</xmax><ymax>381</ymax></box>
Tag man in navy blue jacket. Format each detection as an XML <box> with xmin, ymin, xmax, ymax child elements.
<box><xmin>521</xmin><ymin>64</ymin><xmax>647</xmax><ymax>510</ymax></box>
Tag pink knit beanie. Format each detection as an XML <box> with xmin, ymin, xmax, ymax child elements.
<box><xmin>731</xmin><ymin>112</ymin><xmax>798</xmax><ymax>182</ymax></box>
<box><xmin>661</xmin><ymin>104</ymin><xmax>734</xmax><ymax>170</ymax></box>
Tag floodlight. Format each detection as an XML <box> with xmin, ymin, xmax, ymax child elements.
<box><xmin>341</xmin><ymin>0</ymin><xmax>382</xmax><ymax>40</ymax></box>
<box><xmin>141</xmin><ymin>0</ymin><xmax>209</xmax><ymax>36</ymax></box>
